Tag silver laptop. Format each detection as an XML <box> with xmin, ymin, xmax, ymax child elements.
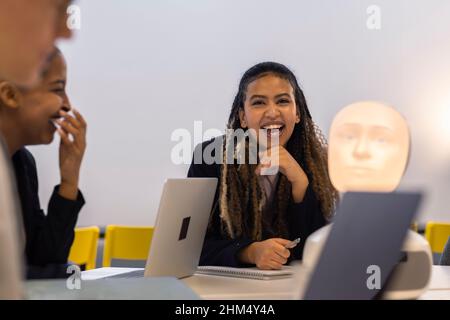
<box><xmin>109</xmin><ymin>178</ymin><xmax>217</xmax><ymax>279</ymax></box>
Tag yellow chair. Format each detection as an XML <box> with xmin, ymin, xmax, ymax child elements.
<box><xmin>425</xmin><ymin>221</ymin><xmax>450</xmax><ymax>254</ymax></box>
<box><xmin>69</xmin><ymin>226</ymin><xmax>100</xmax><ymax>270</ymax></box>
<box><xmin>103</xmin><ymin>225</ymin><xmax>154</xmax><ymax>267</ymax></box>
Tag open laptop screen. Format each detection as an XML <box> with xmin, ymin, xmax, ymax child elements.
<box><xmin>303</xmin><ymin>192</ymin><xmax>422</xmax><ymax>300</ymax></box>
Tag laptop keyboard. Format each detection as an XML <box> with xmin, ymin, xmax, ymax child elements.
<box><xmin>106</xmin><ymin>270</ymin><xmax>146</xmax><ymax>279</ymax></box>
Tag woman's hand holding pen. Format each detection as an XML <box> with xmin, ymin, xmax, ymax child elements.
<box><xmin>238</xmin><ymin>238</ymin><xmax>292</xmax><ymax>270</ymax></box>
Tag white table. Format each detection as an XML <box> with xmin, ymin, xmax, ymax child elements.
<box><xmin>82</xmin><ymin>265</ymin><xmax>450</xmax><ymax>300</ymax></box>
<box><xmin>421</xmin><ymin>265</ymin><xmax>450</xmax><ymax>300</ymax></box>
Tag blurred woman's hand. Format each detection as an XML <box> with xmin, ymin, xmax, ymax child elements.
<box><xmin>56</xmin><ymin>108</ymin><xmax>87</xmax><ymax>200</ymax></box>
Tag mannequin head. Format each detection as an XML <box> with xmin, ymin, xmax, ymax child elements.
<box><xmin>329</xmin><ymin>101</ymin><xmax>410</xmax><ymax>192</ymax></box>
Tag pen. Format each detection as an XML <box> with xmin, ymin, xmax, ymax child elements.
<box><xmin>285</xmin><ymin>237</ymin><xmax>301</xmax><ymax>249</ymax></box>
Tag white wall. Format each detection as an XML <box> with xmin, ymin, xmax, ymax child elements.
<box><xmin>30</xmin><ymin>0</ymin><xmax>450</xmax><ymax>226</ymax></box>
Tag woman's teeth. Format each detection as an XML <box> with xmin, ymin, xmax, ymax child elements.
<box><xmin>262</xmin><ymin>124</ymin><xmax>283</xmax><ymax>130</ymax></box>
<box><xmin>262</xmin><ymin>124</ymin><xmax>284</xmax><ymax>138</ymax></box>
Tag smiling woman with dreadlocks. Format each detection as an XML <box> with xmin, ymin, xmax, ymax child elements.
<box><xmin>188</xmin><ymin>62</ymin><xmax>338</xmax><ymax>270</ymax></box>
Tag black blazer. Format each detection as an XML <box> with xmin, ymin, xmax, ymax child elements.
<box><xmin>12</xmin><ymin>148</ymin><xmax>85</xmax><ymax>278</ymax></box>
<box><xmin>187</xmin><ymin>138</ymin><xmax>327</xmax><ymax>267</ymax></box>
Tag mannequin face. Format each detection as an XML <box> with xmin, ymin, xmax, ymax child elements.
<box><xmin>328</xmin><ymin>101</ymin><xmax>410</xmax><ymax>192</ymax></box>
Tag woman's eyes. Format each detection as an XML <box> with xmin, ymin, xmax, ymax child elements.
<box><xmin>251</xmin><ymin>99</ymin><xmax>291</xmax><ymax>106</ymax></box>
<box><xmin>252</xmin><ymin>100</ymin><xmax>265</xmax><ymax>106</ymax></box>
<box><xmin>277</xmin><ymin>99</ymin><xmax>290</xmax><ymax>105</ymax></box>
<box><xmin>51</xmin><ymin>88</ymin><xmax>65</xmax><ymax>94</ymax></box>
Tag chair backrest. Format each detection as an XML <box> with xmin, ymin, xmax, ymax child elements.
<box><xmin>103</xmin><ymin>225</ymin><xmax>154</xmax><ymax>267</ymax></box>
<box><xmin>425</xmin><ymin>221</ymin><xmax>450</xmax><ymax>254</ymax></box>
<box><xmin>69</xmin><ymin>226</ymin><xmax>100</xmax><ymax>270</ymax></box>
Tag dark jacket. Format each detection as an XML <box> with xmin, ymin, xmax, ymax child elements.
<box><xmin>187</xmin><ymin>139</ymin><xmax>327</xmax><ymax>267</ymax></box>
<box><xmin>12</xmin><ymin>148</ymin><xmax>85</xmax><ymax>278</ymax></box>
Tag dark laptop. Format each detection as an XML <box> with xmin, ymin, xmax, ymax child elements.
<box><xmin>303</xmin><ymin>191</ymin><xmax>423</xmax><ymax>300</ymax></box>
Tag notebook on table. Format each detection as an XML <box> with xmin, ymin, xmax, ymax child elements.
<box><xmin>196</xmin><ymin>266</ymin><xmax>294</xmax><ymax>280</ymax></box>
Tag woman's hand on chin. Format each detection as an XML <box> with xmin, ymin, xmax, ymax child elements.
<box><xmin>56</xmin><ymin>108</ymin><xmax>87</xmax><ymax>200</ymax></box>
<box><xmin>255</xmin><ymin>145</ymin><xmax>309</xmax><ymax>202</ymax></box>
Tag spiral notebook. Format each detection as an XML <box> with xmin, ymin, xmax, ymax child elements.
<box><xmin>196</xmin><ymin>266</ymin><xmax>294</xmax><ymax>280</ymax></box>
